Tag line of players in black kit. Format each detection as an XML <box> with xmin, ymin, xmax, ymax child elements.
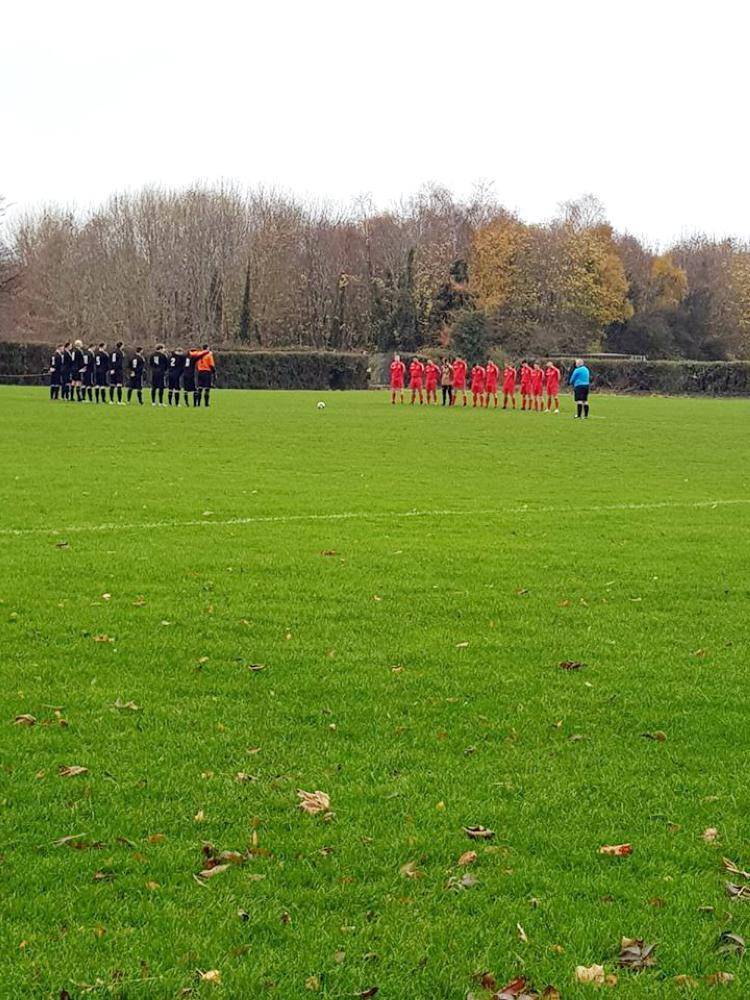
<box><xmin>48</xmin><ymin>340</ymin><xmax>217</xmax><ymax>407</ymax></box>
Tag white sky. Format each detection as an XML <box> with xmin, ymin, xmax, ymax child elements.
<box><xmin>2</xmin><ymin>0</ymin><xmax>748</xmax><ymax>247</ymax></box>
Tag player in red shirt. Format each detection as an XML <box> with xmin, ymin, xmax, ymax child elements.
<box><xmin>484</xmin><ymin>359</ymin><xmax>500</xmax><ymax>408</ymax></box>
<box><xmin>531</xmin><ymin>362</ymin><xmax>544</xmax><ymax>411</ymax></box>
<box><xmin>519</xmin><ymin>360</ymin><xmax>533</xmax><ymax>410</ymax></box>
<box><xmin>502</xmin><ymin>363</ymin><xmax>517</xmax><ymax>409</ymax></box>
<box><xmin>451</xmin><ymin>356</ymin><xmax>468</xmax><ymax>406</ymax></box>
<box><xmin>409</xmin><ymin>357</ymin><xmax>425</xmax><ymax>405</ymax></box>
<box><xmin>389</xmin><ymin>353</ymin><xmax>406</xmax><ymax>404</ymax></box>
<box><xmin>424</xmin><ymin>359</ymin><xmax>440</xmax><ymax>405</ymax></box>
<box><xmin>470</xmin><ymin>363</ymin><xmax>486</xmax><ymax>407</ymax></box>
<box><xmin>545</xmin><ymin>360</ymin><xmax>561</xmax><ymax>413</ymax></box>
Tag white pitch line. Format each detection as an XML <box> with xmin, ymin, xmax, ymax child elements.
<box><xmin>2</xmin><ymin>497</ymin><xmax>749</xmax><ymax>539</ymax></box>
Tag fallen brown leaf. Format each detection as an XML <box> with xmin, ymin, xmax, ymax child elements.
<box><xmin>618</xmin><ymin>937</ymin><xmax>657</xmax><ymax>970</ymax></box>
<box><xmin>113</xmin><ymin>699</ymin><xmax>141</xmax><ymax>711</ymax></box>
<box><xmin>14</xmin><ymin>714</ymin><xmax>36</xmax><ymax>726</ymax></box>
<box><xmin>199</xmin><ymin>969</ymin><xmax>221</xmax><ymax>984</ymax></box>
<box><xmin>458</xmin><ymin>850</ymin><xmax>477</xmax><ymax>866</ymax></box>
<box><xmin>494</xmin><ymin>976</ymin><xmax>536</xmax><ymax>998</ymax></box>
<box><xmin>399</xmin><ymin>860</ymin><xmax>424</xmax><ymax>879</ymax></box>
<box><xmin>599</xmin><ymin>843</ymin><xmax>633</xmax><ymax>857</ymax></box>
<box><xmin>354</xmin><ymin>989</ymin><xmax>379</xmax><ymax>999</ymax></box>
<box><xmin>722</xmin><ymin>857</ymin><xmax>750</xmax><ymax>879</ymax></box>
<box><xmin>195</xmin><ymin>864</ymin><xmax>229</xmax><ymax>881</ymax></box>
<box><xmin>559</xmin><ymin>660</ymin><xmax>584</xmax><ymax>670</ymax></box>
<box><xmin>674</xmin><ymin>974</ymin><xmax>700</xmax><ymax>989</ymax></box>
<box><xmin>297</xmin><ymin>789</ymin><xmax>331</xmax><ymax>816</ymax></box>
<box><xmin>575</xmin><ymin>965</ymin><xmax>605</xmax><ymax>985</ymax></box>
<box><xmin>93</xmin><ymin>634</ymin><xmax>113</xmax><ymax>643</ymax></box>
<box><xmin>716</xmin><ymin>931</ymin><xmax>745</xmax><ymax>956</ymax></box>
<box><xmin>641</xmin><ymin>730</ymin><xmax>667</xmax><ymax>742</ymax></box>
<box><xmin>706</xmin><ymin>971</ymin><xmax>734</xmax><ymax>985</ymax></box>
<box><xmin>58</xmin><ymin>765</ymin><xmax>89</xmax><ymax>778</ymax></box>
<box><xmin>725</xmin><ymin>882</ymin><xmax>750</xmax><ymax>900</ymax></box>
<box><xmin>463</xmin><ymin>825</ymin><xmax>495</xmax><ymax>840</ymax></box>
<box><xmin>703</xmin><ymin>827</ymin><xmax>719</xmax><ymax>844</ymax></box>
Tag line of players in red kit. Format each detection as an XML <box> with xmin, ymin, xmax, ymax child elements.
<box><xmin>388</xmin><ymin>355</ymin><xmax>561</xmax><ymax>412</ymax></box>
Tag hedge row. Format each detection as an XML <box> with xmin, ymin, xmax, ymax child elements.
<box><xmin>585</xmin><ymin>359</ymin><xmax>750</xmax><ymax>396</ymax></box>
<box><xmin>0</xmin><ymin>342</ymin><xmax>370</xmax><ymax>390</ymax></box>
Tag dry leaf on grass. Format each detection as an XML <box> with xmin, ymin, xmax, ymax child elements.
<box><xmin>716</xmin><ymin>932</ymin><xmax>745</xmax><ymax>956</ymax></box>
<box><xmin>599</xmin><ymin>843</ymin><xmax>633</xmax><ymax>857</ymax></box>
<box><xmin>199</xmin><ymin>969</ymin><xmax>221</xmax><ymax>984</ymax></box>
<box><xmin>618</xmin><ymin>938</ymin><xmax>657</xmax><ymax>970</ymax></box>
<box><xmin>297</xmin><ymin>789</ymin><xmax>331</xmax><ymax>816</ymax></box>
<box><xmin>446</xmin><ymin>873</ymin><xmax>478</xmax><ymax>891</ymax></box>
<box><xmin>14</xmin><ymin>714</ymin><xmax>36</xmax><ymax>726</ymax></box>
<box><xmin>113</xmin><ymin>699</ymin><xmax>141</xmax><ymax>711</ymax></box>
<box><xmin>722</xmin><ymin>857</ymin><xmax>750</xmax><ymax>879</ymax></box>
<box><xmin>93</xmin><ymin>634</ymin><xmax>113</xmax><ymax>643</ymax></box>
<box><xmin>354</xmin><ymin>989</ymin><xmax>379</xmax><ymax>999</ymax></box>
<box><xmin>458</xmin><ymin>850</ymin><xmax>477</xmax><ymax>866</ymax></box>
<box><xmin>706</xmin><ymin>972</ymin><xmax>734</xmax><ymax>985</ymax></box>
<box><xmin>58</xmin><ymin>765</ymin><xmax>89</xmax><ymax>778</ymax></box>
<box><xmin>517</xmin><ymin>923</ymin><xmax>528</xmax><ymax>943</ymax></box>
<box><xmin>641</xmin><ymin>730</ymin><xmax>667</xmax><ymax>741</ymax></box>
<box><xmin>674</xmin><ymin>974</ymin><xmax>699</xmax><ymax>988</ymax></box>
<box><xmin>494</xmin><ymin>976</ymin><xmax>538</xmax><ymax>998</ymax></box>
<box><xmin>725</xmin><ymin>882</ymin><xmax>750</xmax><ymax>900</ymax></box>
<box><xmin>399</xmin><ymin>860</ymin><xmax>424</xmax><ymax>879</ymax></box>
<box><xmin>703</xmin><ymin>827</ymin><xmax>719</xmax><ymax>843</ymax></box>
<box><xmin>559</xmin><ymin>660</ymin><xmax>584</xmax><ymax>670</ymax></box>
<box><xmin>540</xmin><ymin>988</ymin><xmax>561</xmax><ymax>999</ymax></box>
<box><xmin>575</xmin><ymin>965</ymin><xmax>606</xmax><ymax>985</ymax></box>
<box><xmin>463</xmin><ymin>825</ymin><xmax>495</xmax><ymax>840</ymax></box>
<box><xmin>195</xmin><ymin>864</ymin><xmax>230</xmax><ymax>882</ymax></box>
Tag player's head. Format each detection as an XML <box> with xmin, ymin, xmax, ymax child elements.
<box><xmin>74</xmin><ymin>339</ymin><xmax>82</xmax><ymax>348</ymax></box>
<box><xmin>116</xmin><ymin>340</ymin><xmax>123</xmax><ymax>349</ymax></box>
<box><xmin>394</xmin><ymin>353</ymin><xmax>400</xmax><ymax>362</ymax></box>
<box><xmin>98</xmin><ymin>342</ymin><xmax>105</xmax><ymax>349</ymax></box>
<box><xmin>575</xmin><ymin>358</ymin><xmax>583</xmax><ymax>367</ymax></box>
<box><xmin>136</xmin><ymin>346</ymin><xmax>144</xmax><ymax>354</ymax></box>
<box><xmin>202</xmin><ymin>343</ymin><xmax>209</xmax><ymax>350</ymax></box>
<box><xmin>156</xmin><ymin>343</ymin><xmax>164</xmax><ymax>351</ymax></box>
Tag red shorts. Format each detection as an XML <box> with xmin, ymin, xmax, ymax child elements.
<box><xmin>391</xmin><ymin>381</ymin><xmax>403</xmax><ymax>390</ymax></box>
<box><xmin>546</xmin><ymin>383</ymin><xmax>559</xmax><ymax>395</ymax></box>
<box><xmin>409</xmin><ymin>380</ymin><xmax>422</xmax><ymax>390</ymax></box>
<box><xmin>485</xmin><ymin>382</ymin><xmax>498</xmax><ymax>394</ymax></box>
<box><xmin>503</xmin><ymin>383</ymin><xmax>516</xmax><ymax>393</ymax></box>
<box><xmin>520</xmin><ymin>384</ymin><xmax>531</xmax><ymax>395</ymax></box>
<box><xmin>425</xmin><ymin>381</ymin><xmax>438</xmax><ymax>391</ymax></box>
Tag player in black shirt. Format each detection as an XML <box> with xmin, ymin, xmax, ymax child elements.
<box><xmin>60</xmin><ymin>341</ymin><xmax>73</xmax><ymax>400</ymax></box>
<box><xmin>80</xmin><ymin>345</ymin><xmax>95</xmax><ymax>401</ymax></box>
<box><xmin>127</xmin><ymin>347</ymin><xmax>146</xmax><ymax>405</ymax></box>
<box><xmin>94</xmin><ymin>343</ymin><xmax>109</xmax><ymax>403</ymax></box>
<box><xmin>49</xmin><ymin>346</ymin><xmax>63</xmax><ymax>400</ymax></box>
<box><xmin>109</xmin><ymin>341</ymin><xmax>125</xmax><ymax>404</ymax></box>
<box><xmin>69</xmin><ymin>340</ymin><xmax>85</xmax><ymax>401</ymax></box>
<box><xmin>167</xmin><ymin>349</ymin><xmax>184</xmax><ymax>406</ymax></box>
<box><xmin>182</xmin><ymin>350</ymin><xmax>197</xmax><ymax>406</ymax></box>
<box><xmin>149</xmin><ymin>344</ymin><xmax>169</xmax><ymax>406</ymax></box>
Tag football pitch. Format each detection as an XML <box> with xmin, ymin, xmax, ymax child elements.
<box><xmin>2</xmin><ymin>386</ymin><xmax>749</xmax><ymax>999</ymax></box>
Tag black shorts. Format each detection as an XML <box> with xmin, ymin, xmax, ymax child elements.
<box><xmin>197</xmin><ymin>371</ymin><xmax>213</xmax><ymax>389</ymax></box>
<box><xmin>182</xmin><ymin>375</ymin><xmax>195</xmax><ymax>391</ymax></box>
<box><xmin>129</xmin><ymin>375</ymin><xmax>143</xmax><ymax>389</ymax></box>
<box><xmin>152</xmin><ymin>374</ymin><xmax>165</xmax><ymax>388</ymax></box>
<box><xmin>61</xmin><ymin>373</ymin><xmax>71</xmax><ymax>386</ymax></box>
<box><xmin>95</xmin><ymin>371</ymin><xmax>108</xmax><ymax>386</ymax></box>
<box><xmin>111</xmin><ymin>369</ymin><xmax>124</xmax><ymax>386</ymax></box>
<box><xmin>50</xmin><ymin>373</ymin><xmax>61</xmax><ymax>387</ymax></box>
<box><xmin>83</xmin><ymin>372</ymin><xmax>94</xmax><ymax>387</ymax></box>
<box><xmin>167</xmin><ymin>375</ymin><xmax>181</xmax><ymax>390</ymax></box>
<box><xmin>574</xmin><ymin>385</ymin><xmax>590</xmax><ymax>402</ymax></box>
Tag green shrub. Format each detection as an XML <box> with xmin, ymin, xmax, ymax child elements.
<box><xmin>581</xmin><ymin>359</ymin><xmax>750</xmax><ymax>395</ymax></box>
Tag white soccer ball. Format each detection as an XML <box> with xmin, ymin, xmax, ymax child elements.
<box><xmin>317</xmin><ymin>401</ymin><xmax>326</xmax><ymax>410</ymax></box>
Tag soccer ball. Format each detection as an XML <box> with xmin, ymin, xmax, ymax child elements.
<box><xmin>317</xmin><ymin>401</ymin><xmax>326</xmax><ymax>410</ymax></box>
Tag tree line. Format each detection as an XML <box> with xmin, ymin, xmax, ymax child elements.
<box><xmin>1</xmin><ymin>186</ymin><xmax>749</xmax><ymax>360</ymax></box>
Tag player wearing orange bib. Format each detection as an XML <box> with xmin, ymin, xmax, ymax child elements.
<box><xmin>502</xmin><ymin>363</ymin><xmax>517</xmax><ymax>409</ymax></box>
<box><xmin>470</xmin><ymin>364</ymin><xmax>485</xmax><ymax>407</ymax></box>
<box><xmin>545</xmin><ymin>361</ymin><xmax>561</xmax><ymax>413</ymax></box>
<box><xmin>451</xmin><ymin>356</ymin><xmax>468</xmax><ymax>406</ymax></box>
<box><xmin>409</xmin><ymin>358</ymin><xmax>425</xmax><ymax>405</ymax></box>
<box><xmin>424</xmin><ymin>359</ymin><xmax>440</xmax><ymax>405</ymax></box>
<box><xmin>389</xmin><ymin>354</ymin><xmax>406</xmax><ymax>404</ymax></box>
<box><xmin>484</xmin><ymin>360</ymin><xmax>499</xmax><ymax>408</ymax></box>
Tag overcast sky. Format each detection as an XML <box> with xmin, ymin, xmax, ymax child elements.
<box><xmin>3</xmin><ymin>0</ymin><xmax>748</xmax><ymax>247</ymax></box>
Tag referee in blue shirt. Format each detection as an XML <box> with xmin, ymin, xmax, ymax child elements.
<box><xmin>569</xmin><ymin>358</ymin><xmax>591</xmax><ymax>419</ymax></box>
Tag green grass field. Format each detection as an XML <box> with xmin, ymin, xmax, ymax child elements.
<box><xmin>2</xmin><ymin>386</ymin><xmax>749</xmax><ymax>999</ymax></box>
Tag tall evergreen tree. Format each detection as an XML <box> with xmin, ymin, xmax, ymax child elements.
<box><xmin>237</xmin><ymin>262</ymin><xmax>252</xmax><ymax>344</ymax></box>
